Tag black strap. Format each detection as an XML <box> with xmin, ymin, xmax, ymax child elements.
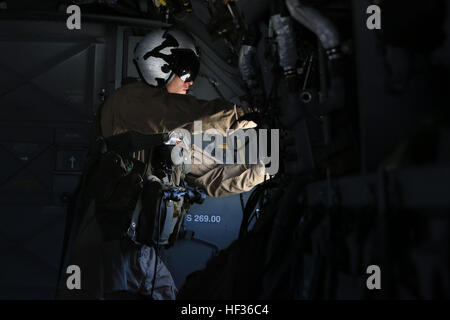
<box><xmin>126</xmin><ymin>193</ymin><xmax>143</xmax><ymax>243</ymax></box>
<box><xmin>99</xmin><ymin>131</ymin><xmax>169</xmax><ymax>155</ymax></box>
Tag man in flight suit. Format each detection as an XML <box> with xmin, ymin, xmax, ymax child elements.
<box><xmin>60</xmin><ymin>28</ymin><xmax>267</xmax><ymax>300</ymax></box>
<box><xmin>101</xmin><ymin>28</ymin><xmax>267</xmax><ymax>197</ymax></box>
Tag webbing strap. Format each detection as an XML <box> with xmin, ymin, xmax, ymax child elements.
<box><xmin>126</xmin><ymin>193</ymin><xmax>143</xmax><ymax>243</ymax></box>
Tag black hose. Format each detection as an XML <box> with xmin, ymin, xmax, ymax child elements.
<box><xmin>150</xmin><ymin>192</ymin><xmax>164</xmax><ymax>298</ymax></box>
<box><xmin>285</xmin><ymin>0</ymin><xmax>340</xmax><ymax>52</ymax></box>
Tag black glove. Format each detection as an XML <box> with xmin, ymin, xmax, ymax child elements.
<box><xmin>238</xmin><ymin>112</ymin><xmax>263</xmax><ymax>125</ymax></box>
<box><xmin>232</xmin><ymin>111</ymin><xmax>271</xmax><ymax>129</ymax></box>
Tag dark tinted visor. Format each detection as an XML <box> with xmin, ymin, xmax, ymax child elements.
<box><xmin>171</xmin><ymin>49</ymin><xmax>200</xmax><ymax>83</ymax></box>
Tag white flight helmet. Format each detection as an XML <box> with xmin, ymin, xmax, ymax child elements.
<box><xmin>133</xmin><ymin>28</ymin><xmax>200</xmax><ymax>87</ymax></box>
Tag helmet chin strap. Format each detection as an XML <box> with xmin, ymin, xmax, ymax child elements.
<box><xmin>166</xmin><ymin>72</ymin><xmax>176</xmax><ymax>86</ymax></box>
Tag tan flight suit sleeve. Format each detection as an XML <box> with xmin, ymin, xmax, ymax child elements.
<box><xmin>193</xmin><ymin>164</ymin><xmax>267</xmax><ymax>198</ymax></box>
<box><xmin>187</xmin><ymin>143</ymin><xmax>268</xmax><ymax>198</ymax></box>
<box><xmin>185</xmin><ymin>121</ymin><xmax>267</xmax><ymax>197</ymax></box>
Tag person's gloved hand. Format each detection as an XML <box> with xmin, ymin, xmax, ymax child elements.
<box><xmin>237</xmin><ymin>111</ymin><xmax>272</xmax><ymax>129</ymax></box>
<box><xmin>165</xmin><ymin>129</ymin><xmax>191</xmax><ymax>147</ymax></box>
<box><xmin>231</xmin><ymin>111</ymin><xmax>258</xmax><ymax>130</ymax></box>
<box><xmin>238</xmin><ymin>112</ymin><xmax>263</xmax><ymax>126</ymax></box>
<box><xmin>165</xmin><ymin>129</ymin><xmax>192</xmax><ymax>166</ymax></box>
<box><xmin>240</xmin><ymin>87</ymin><xmax>265</xmax><ymax>113</ymax></box>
